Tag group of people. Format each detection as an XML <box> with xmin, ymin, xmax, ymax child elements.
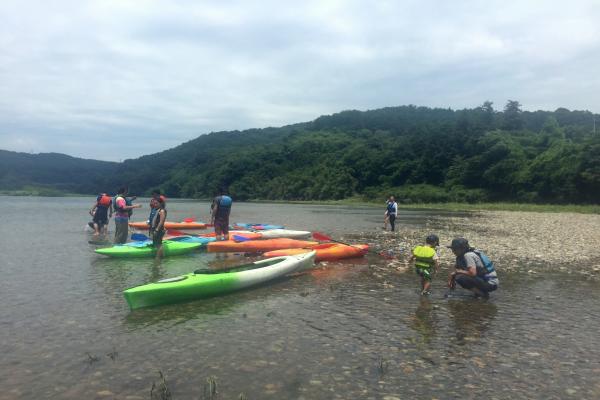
<box><xmin>385</xmin><ymin>194</ymin><xmax>499</xmax><ymax>298</ymax></box>
<box><xmin>89</xmin><ymin>187</ymin><xmax>233</xmax><ymax>257</ymax></box>
<box><xmin>408</xmin><ymin>234</ymin><xmax>499</xmax><ymax>298</ymax></box>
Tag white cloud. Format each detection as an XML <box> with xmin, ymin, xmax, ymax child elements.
<box><xmin>0</xmin><ymin>0</ymin><xmax>599</xmax><ymax>161</ymax></box>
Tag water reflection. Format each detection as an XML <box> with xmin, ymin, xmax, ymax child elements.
<box><xmin>409</xmin><ymin>297</ymin><xmax>436</xmax><ymax>345</ymax></box>
<box><xmin>446</xmin><ymin>298</ymin><xmax>497</xmax><ymax>346</ymax></box>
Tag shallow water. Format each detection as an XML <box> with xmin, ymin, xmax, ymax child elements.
<box><xmin>1</xmin><ymin>196</ymin><xmax>599</xmax><ymax>399</ymax></box>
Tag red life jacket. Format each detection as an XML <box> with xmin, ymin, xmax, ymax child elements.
<box><xmin>97</xmin><ymin>194</ymin><xmax>112</xmax><ymax>207</ymax></box>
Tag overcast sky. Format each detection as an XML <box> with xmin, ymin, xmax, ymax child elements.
<box><xmin>1</xmin><ymin>0</ymin><xmax>599</xmax><ymax>161</ymax></box>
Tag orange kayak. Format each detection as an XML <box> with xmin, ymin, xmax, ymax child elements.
<box><xmin>129</xmin><ymin>221</ymin><xmax>208</xmax><ymax>230</ymax></box>
<box><xmin>207</xmin><ymin>238</ymin><xmax>318</xmax><ymax>253</ymax></box>
<box><xmin>264</xmin><ymin>243</ymin><xmax>369</xmax><ymax>261</ymax></box>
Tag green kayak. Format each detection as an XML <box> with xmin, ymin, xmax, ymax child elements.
<box><xmin>95</xmin><ymin>240</ymin><xmax>203</xmax><ymax>258</ymax></box>
<box><xmin>124</xmin><ymin>251</ymin><xmax>316</xmax><ymax>309</ymax></box>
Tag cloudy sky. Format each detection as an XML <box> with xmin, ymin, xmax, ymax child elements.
<box><xmin>1</xmin><ymin>0</ymin><xmax>599</xmax><ymax>161</ymax></box>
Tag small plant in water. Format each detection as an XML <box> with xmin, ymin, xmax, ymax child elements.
<box><xmin>238</xmin><ymin>393</ymin><xmax>247</xmax><ymax>400</ymax></box>
<box><xmin>202</xmin><ymin>376</ymin><xmax>218</xmax><ymax>399</ymax></box>
<box><xmin>150</xmin><ymin>370</ymin><xmax>172</xmax><ymax>400</ymax></box>
<box><xmin>377</xmin><ymin>357</ymin><xmax>388</xmax><ymax>377</ymax></box>
<box><xmin>85</xmin><ymin>352</ymin><xmax>100</xmax><ymax>364</ymax></box>
<box><xmin>106</xmin><ymin>347</ymin><xmax>118</xmax><ymax>362</ymax></box>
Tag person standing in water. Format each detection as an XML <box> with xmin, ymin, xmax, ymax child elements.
<box><xmin>149</xmin><ymin>196</ymin><xmax>167</xmax><ymax>258</ymax></box>
<box><xmin>409</xmin><ymin>234</ymin><xmax>441</xmax><ymax>295</ymax></box>
<box><xmin>385</xmin><ymin>196</ymin><xmax>398</xmax><ymax>231</ymax></box>
<box><xmin>146</xmin><ymin>189</ymin><xmax>164</xmax><ymax>228</ymax></box>
<box><xmin>89</xmin><ymin>193</ymin><xmax>112</xmax><ymax>238</ymax></box>
<box><xmin>211</xmin><ymin>189</ymin><xmax>233</xmax><ymax>241</ymax></box>
<box><xmin>113</xmin><ymin>187</ymin><xmax>142</xmax><ymax>244</ymax></box>
<box><xmin>447</xmin><ymin>238</ymin><xmax>499</xmax><ymax>299</ymax></box>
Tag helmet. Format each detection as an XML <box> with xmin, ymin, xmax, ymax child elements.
<box><xmin>426</xmin><ymin>234</ymin><xmax>440</xmax><ymax>246</ymax></box>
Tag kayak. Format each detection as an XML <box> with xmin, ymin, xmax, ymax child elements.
<box><xmin>95</xmin><ymin>240</ymin><xmax>203</xmax><ymax>258</ymax></box>
<box><xmin>233</xmin><ymin>223</ymin><xmax>285</xmax><ymax>230</ymax></box>
<box><xmin>123</xmin><ymin>251</ymin><xmax>317</xmax><ymax>309</ymax></box>
<box><xmin>129</xmin><ymin>221</ymin><xmax>208</xmax><ymax>230</ymax></box>
<box><xmin>257</xmin><ymin>229</ymin><xmax>312</xmax><ymax>240</ymax></box>
<box><xmin>197</xmin><ymin>231</ymin><xmax>263</xmax><ymax>240</ymax></box>
<box><xmin>167</xmin><ymin>235</ymin><xmax>215</xmax><ymax>245</ymax></box>
<box><xmin>207</xmin><ymin>238</ymin><xmax>318</xmax><ymax>253</ymax></box>
<box><xmin>264</xmin><ymin>243</ymin><xmax>369</xmax><ymax>261</ymax></box>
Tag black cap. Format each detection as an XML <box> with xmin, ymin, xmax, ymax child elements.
<box><xmin>447</xmin><ymin>237</ymin><xmax>469</xmax><ymax>249</ymax></box>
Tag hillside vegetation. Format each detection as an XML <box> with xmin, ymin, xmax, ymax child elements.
<box><xmin>1</xmin><ymin>101</ymin><xmax>599</xmax><ymax>204</ymax></box>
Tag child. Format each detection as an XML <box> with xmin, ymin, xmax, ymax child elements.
<box><xmin>409</xmin><ymin>234</ymin><xmax>440</xmax><ymax>295</ymax></box>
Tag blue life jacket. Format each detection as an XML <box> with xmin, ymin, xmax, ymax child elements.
<box><xmin>214</xmin><ymin>195</ymin><xmax>232</xmax><ymax>218</ymax></box>
<box><xmin>386</xmin><ymin>201</ymin><xmax>395</xmax><ymax>214</ymax></box>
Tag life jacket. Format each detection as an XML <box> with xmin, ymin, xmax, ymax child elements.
<box><xmin>473</xmin><ymin>250</ymin><xmax>495</xmax><ymax>274</ymax></box>
<box><xmin>386</xmin><ymin>201</ymin><xmax>395</xmax><ymax>214</ymax></box>
<box><xmin>97</xmin><ymin>194</ymin><xmax>111</xmax><ymax>207</ymax></box>
<box><xmin>214</xmin><ymin>195</ymin><xmax>232</xmax><ymax>218</ymax></box>
<box><xmin>463</xmin><ymin>250</ymin><xmax>499</xmax><ymax>286</ymax></box>
<box><xmin>151</xmin><ymin>208</ymin><xmax>167</xmax><ymax>231</ymax></box>
<box><xmin>412</xmin><ymin>245</ymin><xmax>436</xmax><ymax>269</ymax></box>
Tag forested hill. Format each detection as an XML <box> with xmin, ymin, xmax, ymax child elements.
<box><xmin>0</xmin><ymin>151</ymin><xmax>118</xmax><ymax>194</ymax></box>
<box><xmin>2</xmin><ymin>102</ymin><xmax>599</xmax><ymax>203</ymax></box>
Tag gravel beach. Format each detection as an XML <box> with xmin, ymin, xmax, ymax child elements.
<box><xmin>369</xmin><ymin>210</ymin><xmax>600</xmax><ymax>279</ymax></box>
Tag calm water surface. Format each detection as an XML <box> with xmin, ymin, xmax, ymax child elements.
<box><xmin>1</xmin><ymin>197</ymin><xmax>599</xmax><ymax>399</ymax></box>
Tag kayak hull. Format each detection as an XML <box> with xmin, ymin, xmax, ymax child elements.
<box><xmin>129</xmin><ymin>221</ymin><xmax>208</xmax><ymax>230</ymax></box>
<box><xmin>257</xmin><ymin>229</ymin><xmax>312</xmax><ymax>240</ymax></box>
<box><xmin>95</xmin><ymin>240</ymin><xmax>203</xmax><ymax>258</ymax></box>
<box><xmin>123</xmin><ymin>251</ymin><xmax>316</xmax><ymax>309</ymax></box>
<box><xmin>207</xmin><ymin>238</ymin><xmax>318</xmax><ymax>253</ymax></box>
<box><xmin>264</xmin><ymin>243</ymin><xmax>369</xmax><ymax>261</ymax></box>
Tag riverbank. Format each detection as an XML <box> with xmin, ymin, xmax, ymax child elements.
<box><xmin>365</xmin><ymin>210</ymin><xmax>600</xmax><ymax>279</ymax></box>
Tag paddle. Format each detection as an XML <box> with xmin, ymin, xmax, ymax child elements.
<box><xmin>131</xmin><ymin>233</ymin><xmax>150</xmax><ymax>241</ymax></box>
<box><xmin>312</xmin><ymin>232</ymin><xmax>353</xmax><ymax>246</ymax></box>
<box><xmin>232</xmin><ymin>234</ymin><xmax>251</xmax><ymax>242</ymax></box>
<box><xmin>312</xmin><ymin>231</ymin><xmax>384</xmax><ymax>257</ymax></box>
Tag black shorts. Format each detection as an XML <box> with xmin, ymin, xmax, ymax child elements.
<box><xmin>152</xmin><ymin>229</ymin><xmax>165</xmax><ymax>247</ymax></box>
<box><xmin>93</xmin><ymin>211</ymin><xmax>109</xmax><ymax>226</ymax></box>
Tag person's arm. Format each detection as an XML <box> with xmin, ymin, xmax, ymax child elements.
<box><xmin>393</xmin><ymin>202</ymin><xmax>398</xmax><ymax>215</ymax></box>
<box><xmin>211</xmin><ymin>202</ymin><xmax>218</xmax><ymax>224</ymax></box>
<box><xmin>89</xmin><ymin>203</ymin><xmax>97</xmax><ymax>216</ymax></box>
<box><xmin>123</xmin><ymin>203</ymin><xmax>142</xmax><ymax>210</ymax></box>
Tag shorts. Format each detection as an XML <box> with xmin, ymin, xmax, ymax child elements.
<box><xmin>415</xmin><ymin>266</ymin><xmax>432</xmax><ymax>281</ymax></box>
<box><xmin>455</xmin><ymin>275</ymin><xmax>497</xmax><ymax>293</ymax></box>
<box><xmin>214</xmin><ymin>217</ymin><xmax>229</xmax><ymax>235</ymax></box>
<box><xmin>152</xmin><ymin>229</ymin><xmax>165</xmax><ymax>247</ymax></box>
<box><xmin>93</xmin><ymin>210</ymin><xmax>109</xmax><ymax>226</ymax></box>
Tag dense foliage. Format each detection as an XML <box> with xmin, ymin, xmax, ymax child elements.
<box><xmin>0</xmin><ymin>150</ymin><xmax>117</xmax><ymax>194</ymax></box>
<box><xmin>2</xmin><ymin>102</ymin><xmax>599</xmax><ymax>203</ymax></box>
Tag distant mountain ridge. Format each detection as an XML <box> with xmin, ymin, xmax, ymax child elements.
<box><xmin>0</xmin><ymin>150</ymin><xmax>118</xmax><ymax>194</ymax></box>
<box><xmin>1</xmin><ymin>103</ymin><xmax>599</xmax><ymax>203</ymax></box>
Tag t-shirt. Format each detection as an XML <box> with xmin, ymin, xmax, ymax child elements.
<box><xmin>114</xmin><ymin>196</ymin><xmax>129</xmax><ymax>219</ymax></box>
<box><xmin>457</xmin><ymin>251</ymin><xmax>499</xmax><ymax>286</ymax></box>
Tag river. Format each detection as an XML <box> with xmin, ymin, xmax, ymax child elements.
<box><xmin>0</xmin><ymin>196</ymin><xmax>598</xmax><ymax>399</ymax></box>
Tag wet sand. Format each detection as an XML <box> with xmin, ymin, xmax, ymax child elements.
<box><xmin>367</xmin><ymin>210</ymin><xmax>600</xmax><ymax>278</ymax></box>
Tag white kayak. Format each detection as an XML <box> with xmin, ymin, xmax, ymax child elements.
<box><xmin>256</xmin><ymin>229</ymin><xmax>312</xmax><ymax>240</ymax></box>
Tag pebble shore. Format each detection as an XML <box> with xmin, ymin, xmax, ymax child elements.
<box><xmin>365</xmin><ymin>210</ymin><xmax>600</xmax><ymax>279</ymax></box>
